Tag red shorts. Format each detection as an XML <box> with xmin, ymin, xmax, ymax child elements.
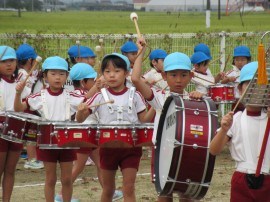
<box><xmin>0</xmin><ymin>138</ymin><xmax>23</xmax><ymax>152</ymax></box>
<box><xmin>231</xmin><ymin>171</ymin><xmax>270</xmax><ymax>202</ymax></box>
<box><xmin>76</xmin><ymin>147</ymin><xmax>95</xmax><ymax>154</ymax></box>
<box><xmin>37</xmin><ymin>148</ymin><xmax>77</xmax><ymax>163</ymax></box>
<box><xmin>100</xmin><ymin>147</ymin><xmax>142</xmax><ymax>171</ymax></box>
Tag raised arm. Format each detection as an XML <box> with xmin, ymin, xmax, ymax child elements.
<box><xmin>14</xmin><ymin>82</ymin><xmax>27</xmax><ymax>112</ymax></box>
<box><xmin>131</xmin><ymin>37</ymin><xmax>153</xmax><ymax>100</ymax></box>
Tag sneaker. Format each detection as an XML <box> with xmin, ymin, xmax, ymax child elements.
<box><xmin>112</xmin><ymin>190</ymin><xmax>123</xmax><ymax>201</ymax></box>
<box><xmin>54</xmin><ymin>194</ymin><xmax>80</xmax><ymax>202</ymax></box>
<box><xmin>85</xmin><ymin>157</ymin><xmax>95</xmax><ymax>166</ymax></box>
<box><xmin>24</xmin><ymin>158</ymin><xmax>44</xmax><ymax>169</ymax></box>
<box><xmin>20</xmin><ymin>150</ymin><xmax>28</xmax><ymax>160</ymax></box>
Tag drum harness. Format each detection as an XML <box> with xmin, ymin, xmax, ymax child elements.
<box><xmin>41</xmin><ymin>89</ymin><xmax>71</xmax><ymax>121</ymax></box>
<box><xmin>101</xmin><ymin>87</ymin><xmax>135</xmax><ymax>124</ymax></box>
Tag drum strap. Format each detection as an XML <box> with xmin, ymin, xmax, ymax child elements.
<box><xmin>41</xmin><ymin>89</ymin><xmax>71</xmax><ymax>120</ymax></box>
<box><xmin>128</xmin><ymin>87</ymin><xmax>135</xmax><ymax>114</ymax></box>
<box><xmin>101</xmin><ymin>88</ymin><xmax>114</xmax><ymax>113</ymax></box>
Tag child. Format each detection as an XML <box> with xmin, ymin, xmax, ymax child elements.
<box><xmin>190</xmin><ymin>51</ymin><xmax>224</xmax><ymax>95</ymax></box>
<box><xmin>0</xmin><ymin>45</ymin><xmax>29</xmax><ymax>202</ymax></box>
<box><xmin>209</xmin><ymin>61</ymin><xmax>270</xmax><ymax>202</ymax></box>
<box><xmin>143</xmin><ymin>49</ymin><xmax>168</xmax><ymax>90</ymax></box>
<box><xmin>76</xmin><ymin>53</ymin><xmax>147</xmax><ymax>202</ymax></box>
<box><xmin>16</xmin><ymin>43</ymin><xmax>44</xmax><ymax>170</ymax></box>
<box><xmin>14</xmin><ymin>56</ymin><xmax>85</xmax><ymax>202</ymax></box>
<box><xmin>131</xmin><ymin>37</ymin><xmax>203</xmax><ymax>202</ymax></box>
<box><xmin>221</xmin><ymin>45</ymin><xmax>251</xmax><ymax>112</ymax></box>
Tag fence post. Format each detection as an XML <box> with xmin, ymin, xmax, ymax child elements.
<box><xmin>220</xmin><ymin>31</ymin><xmax>226</xmax><ymax>72</ymax></box>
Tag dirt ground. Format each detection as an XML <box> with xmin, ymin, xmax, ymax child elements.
<box><xmin>3</xmin><ymin>147</ymin><xmax>234</xmax><ymax>202</ymax></box>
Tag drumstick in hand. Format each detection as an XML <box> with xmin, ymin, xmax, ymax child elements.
<box><xmin>194</xmin><ymin>74</ymin><xmax>216</xmax><ymax>84</ymax></box>
<box><xmin>88</xmin><ymin>100</ymin><xmax>114</xmax><ymax>109</ymax></box>
<box><xmin>23</xmin><ymin>56</ymin><xmax>42</xmax><ymax>83</ymax></box>
<box><xmin>130</xmin><ymin>12</ymin><xmax>141</xmax><ymax>38</ymax></box>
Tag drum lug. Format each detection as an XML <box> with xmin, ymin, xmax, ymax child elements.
<box><xmin>193</xmin><ymin>144</ymin><xmax>198</xmax><ymax>149</ymax></box>
<box><xmin>114</xmin><ymin>129</ymin><xmax>118</xmax><ymax>138</ymax></box>
<box><xmin>194</xmin><ymin>110</ymin><xmax>199</xmax><ymax>115</ymax></box>
<box><xmin>65</xmin><ymin>129</ymin><xmax>68</xmax><ymax>139</ymax></box>
<box><xmin>132</xmin><ymin>127</ymin><xmax>137</xmax><ymax>143</ymax></box>
<box><xmin>96</xmin><ymin>127</ymin><xmax>100</xmax><ymax>141</ymax></box>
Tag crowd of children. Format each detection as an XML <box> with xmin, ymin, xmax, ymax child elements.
<box><xmin>1</xmin><ymin>38</ymin><xmax>268</xmax><ymax>202</ymax></box>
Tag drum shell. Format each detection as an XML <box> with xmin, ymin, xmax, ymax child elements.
<box><xmin>134</xmin><ymin>123</ymin><xmax>154</xmax><ymax>147</ymax></box>
<box><xmin>208</xmin><ymin>84</ymin><xmax>235</xmax><ymax>103</ymax></box>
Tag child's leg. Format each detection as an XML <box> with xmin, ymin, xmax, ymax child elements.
<box><xmin>26</xmin><ymin>144</ymin><xmax>36</xmax><ymax>160</ymax></box>
<box><xmin>100</xmin><ymin>169</ymin><xmax>117</xmax><ymax>202</ymax></box>
<box><xmin>89</xmin><ymin>148</ymin><xmax>102</xmax><ymax>186</ymax></box>
<box><xmin>60</xmin><ymin>161</ymin><xmax>73</xmax><ymax>202</ymax></box>
<box><xmin>72</xmin><ymin>152</ymin><xmax>89</xmax><ymax>183</ymax></box>
<box><xmin>122</xmin><ymin>168</ymin><xmax>137</xmax><ymax>202</ymax></box>
<box><xmin>1</xmin><ymin>150</ymin><xmax>20</xmax><ymax>202</ymax></box>
<box><xmin>44</xmin><ymin>162</ymin><xmax>57</xmax><ymax>202</ymax></box>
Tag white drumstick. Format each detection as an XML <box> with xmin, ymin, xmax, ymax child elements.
<box><xmin>24</xmin><ymin>56</ymin><xmax>42</xmax><ymax>83</ymax></box>
<box><xmin>76</xmin><ymin>40</ymin><xmax>80</xmax><ymax>57</ymax></box>
<box><xmin>130</xmin><ymin>12</ymin><xmax>141</xmax><ymax>38</ymax></box>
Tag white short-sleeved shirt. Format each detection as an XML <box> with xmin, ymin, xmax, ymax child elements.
<box><xmin>85</xmin><ymin>87</ymin><xmax>146</xmax><ymax>124</ymax></box>
<box><xmin>191</xmin><ymin>71</ymin><xmax>215</xmax><ymax>95</ymax></box>
<box><xmin>0</xmin><ymin>77</ymin><xmax>29</xmax><ymax>112</ymax></box>
<box><xmin>73</xmin><ymin>89</ymin><xmax>99</xmax><ymax>124</ymax></box>
<box><xmin>147</xmin><ymin>88</ymin><xmax>189</xmax><ymax>144</ymax></box>
<box><xmin>17</xmin><ymin>68</ymin><xmax>39</xmax><ymax>94</ymax></box>
<box><xmin>26</xmin><ymin>88</ymin><xmax>85</xmax><ymax>121</ymax></box>
<box><xmin>143</xmin><ymin>69</ymin><xmax>168</xmax><ymax>90</ymax></box>
<box><xmin>64</xmin><ymin>75</ymin><xmax>75</xmax><ymax>92</ymax></box>
<box><xmin>225</xmin><ymin>66</ymin><xmax>240</xmax><ymax>99</ymax></box>
<box><xmin>226</xmin><ymin>109</ymin><xmax>270</xmax><ymax>174</ymax></box>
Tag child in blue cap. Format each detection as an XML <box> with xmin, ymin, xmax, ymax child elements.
<box><xmin>191</xmin><ymin>51</ymin><xmax>224</xmax><ymax>96</ymax></box>
<box><xmin>210</xmin><ymin>61</ymin><xmax>270</xmax><ymax>202</ymax></box>
<box><xmin>0</xmin><ymin>45</ymin><xmax>31</xmax><ymax>202</ymax></box>
<box><xmin>16</xmin><ymin>43</ymin><xmax>44</xmax><ymax>170</ymax></box>
<box><xmin>76</xmin><ymin>52</ymin><xmax>147</xmax><ymax>202</ymax></box>
<box><xmin>15</xmin><ymin>56</ymin><xmax>85</xmax><ymax>202</ymax></box>
<box><xmin>221</xmin><ymin>45</ymin><xmax>251</xmax><ymax>112</ymax></box>
<box><xmin>132</xmin><ymin>37</ymin><xmax>203</xmax><ymax>202</ymax></box>
<box><xmin>143</xmin><ymin>49</ymin><xmax>168</xmax><ymax>90</ymax></box>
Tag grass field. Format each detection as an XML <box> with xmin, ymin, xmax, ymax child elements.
<box><xmin>0</xmin><ymin>11</ymin><xmax>269</xmax><ymax>34</ymax></box>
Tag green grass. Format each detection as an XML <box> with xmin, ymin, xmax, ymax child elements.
<box><xmin>0</xmin><ymin>11</ymin><xmax>269</xmax><ymax>34</ymax></box>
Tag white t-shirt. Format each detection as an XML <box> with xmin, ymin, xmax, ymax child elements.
<box><xmin>85</xmin><ymin>87</ymin><xmax>146</xmax><ymax>124</ymax></box>
<box><xmin>191</xmin><ymin>71</ymin><xmax>215</xmax><ymax>95</ymax></box>
<box><xmin>64</xmin><ymin>75</ymin><xmax>75</xmax><ymax>92</ymax></box>
<box><xmin>143</xmin><ymin>68</ymin><xmax>168</xmax><ymax>90</ymax></box>
<box><xmin>226</xmin><ymin>109</ymin><xmax>270</xmax><ymax>174</ymax></box>
<box><xmin>225</xmin><ymin>65</ymin><xmax>240</xmax><ymax>99</ymax></box>
<box><xmin>0</xmin><ymin>76</ymin><xmax>29</xmax><ymax>112</ymax></box>
<box><xmin>26</xmin><ymin>88</ymin><xmax>85</xmax><ymax>121</ymax></box>
<box><xmin>147</xmin><ymin>88</ymin><xmax>189</xmax><ymax>144</ymax></box>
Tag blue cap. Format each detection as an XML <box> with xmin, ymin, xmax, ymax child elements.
<box><xmin>42</xmin><ymin>56</ymin><xmax>68</xmax><ymax>72</ymax></box>
<box><xmin>194</xmin><ymin>43</ymin><xmax>212</xmax><ymax>60</ymax></box>
<box><xmin>233</xmin><ymin>46</ymin><xmax>251</xmax><ymax>57</ymax></box>
<box><xmin>120</xmin><ymin>41</ymin><xmax>138</xmax><ymax>53</ymax></box>
<box><xmin>102</xmin><ymin>53</ymin><xmax>130</xmax><ymax>71</ymax></box>
<box><xmin>149</xmin><ymin>49</ymin><xmax>167</xmax><ymax>60</ymax></box>
<box><xmin>0</xmin><ymin>46</ymin><xmax>16</xmax><ymax>61</ymax></box>
<box><xmin>68</xmin><ymin>45</ymin><xmax>96</xmax><ymax>58</ymax></box>
<box><xmin>164</xmin><ymin>52</ymin><xmax>192</xmax><ymax>72</ymax></box>
<box><xmin>16</xmin><ymin>44</ymin><xmax>37</xmax><ymax>60</ymax></box>
<box><xmin>240</xmin><ymin>61</ymin><xmax>258</xmax><ymax>83</ymax></box>
<box><xmin>70</xmin><ymin>63</ymin><xmax>97</xmax><ymax>80</ymax></box>
<box><xmin>190</xmin><ymin>51</ymin><xmax>210</xmax><ymax>64</ymax></box>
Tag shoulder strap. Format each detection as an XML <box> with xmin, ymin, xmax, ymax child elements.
<box><xmin>64</xmin><ymin>89</ymin><xmax>71</xmax><ymax>121</ymax></box>
<box><xmin>101</xmin><ymin>88</ymin><xmax>114</xmax><ymax>113</ymax></box>
<box><xmin>128</xmin><ymin>87</ymin><xmax>135</xmax><ymax>113</ymax></box>
<box><xmin>41</xmin><ymin>89</ymin><xmax>49</xmax><ymax>119</ymax></box>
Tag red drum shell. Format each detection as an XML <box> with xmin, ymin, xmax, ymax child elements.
<box><xmin>134</xmin><ymin>123</ymin><xmax>154</xmax><ymax>147</ymax></box>
<box><xmin>208</xmin><ymin>84</ymin><xmax>235</xmax><ymax>103</ymax></box>
<box><xmin>154</xmin><ymin>95</ymin><xmax>218</xmax><ymax>200</ymax></box>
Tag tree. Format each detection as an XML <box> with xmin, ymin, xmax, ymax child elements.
<box><xmin>6</xmin><ymin>0</ymin><xmax>24</xmax><ymax>17</ymax></box>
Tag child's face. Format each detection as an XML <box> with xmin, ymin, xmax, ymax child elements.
<box><xmin>82</xmin><ymin>78</ymin><xmax>95</xmax><ymax>91</ymax></box>
<box><xmin>44</xmin><ymin>70</ymin><xmax>68</xmax><ymax>92</ymax></box>
<box><xmin>164</xmin><ymin>70</ymin><xmax>192</xmax><ymax>94</ymax></box>
<box><xmin>152</xmin><ymin>58</ymin><xmax>164</xmax><ymax>72</ymax></box>
<box><xmin>0</xmin><ymin>59</ymin><xmax>17</xmax><ymax>78</ymax></box>
<box><xmin>234</xmin><ymin>56</ymin><xmax>248</xmax><ymax>70</ymax></box>
<box><xmin>194</xmin><ymin>62</ymin><xmax>209</xmax><ymax>74</ymax></box>
<box><xmin>76</xmin><ymin>57</ymin><xmax>96</xmax><ymax>67</ymax></box>
<box><xmin>103</xmin><ymin>61</ymin><xmax>128</xmax><ymax>91</ymax></box>
<box><xmin>123</xmin><ymin>52</ymin><xmax>137</xmax><ymax>67</ymax></box>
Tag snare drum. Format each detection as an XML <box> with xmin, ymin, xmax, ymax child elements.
<box><xmin>55</xmin><ymin>123</ymin><xmax>97</xmax><ymax>148</ymax></box>
<box><xmin>208</xmin><ymin>84</ymin><xmax>235</xmax><ymax>103</ymax></box>
<box><xmin>1</xmin><ymin>112</ymin><xmax>40</xmax><ymax>144</ymax></box>
<box><xmin>154</xmin><ymin>95</ymin><xmax>218</xmax><ymax>200</ymax></box>
<box><xmin>97</xmin><ymin>124</ymin><xmax>135</xmax><ymax>148</ymax></box>
<box><xmin>134</xmin><ymin>123</ymin><xmax>154</xmax><ymax>147</ymax></box>
<box><xmin>38</xmin><ymin>122</ymin><xmax>78</xmax><ymax>149</ymax></box>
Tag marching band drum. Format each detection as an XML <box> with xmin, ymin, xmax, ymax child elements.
<box><xmin>154</xmin><ymin>94</ymin><xmax>218</xmax><ymax>200</ymax></box>
<box><xmin>207</xmin><ymin>84</ymin><xmax>235</xmax><ymax>104</ymax></box>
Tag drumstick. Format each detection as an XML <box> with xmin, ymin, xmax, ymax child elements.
<box><xmin>130</xmin><ymin>12</ymin><xmax>141</xmax><ymax>38</ymax></box>
<box><xmin>23</xmin><ymin>56</ymin><xmax>42</xmax><ymax>83</ymax></box>
<box><xmin>76</xmin><ymin>40</ymin><xmax>80</xmax><ymax>57</ymax></box>
<box><xmin>87</xmin><ymin>100</ymin><xmax>114</xmax><ymax>109</ymax></box>
<box><xmin>209</xmin><ymin>56</ymin><xmax>222</xmax><ymax>64</ymax></box>
<box><xmin>222</xmin><ymin>53</ymin><xmax>231</xmax><ymax>73</ymax></box>
<box><xmin>193</xmin><ymin>74</ymin><xmax>215</xmax><ymax>84</ymax></box>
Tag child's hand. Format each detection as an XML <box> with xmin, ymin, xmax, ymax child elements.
<box><xmin>15</xmin><ymin>82</ymin><xmax>26</xmax><ymax>95</ymax></box>
<box><xmin>220</xmin><ymin>111</ymin><xmax>234</xmax><ymax>132</ymax></box>
<box><xmin>189</xmin><ymin>91</ymin><xmax>204</xmax><ymax>100</ymax></box>
<box><xmin>77</xmin><ymin>103</ymin><xmax>88</xmax><ymax>112</ymax></box>
<box><xmin>96</xmin><ymin>76</ymin><xmax>107</xmax><ymax>91</ymax></box>
<box><xmin>136</xmin><ymin>37</ymin><xmax>146</xmax><ymax>51</ymax></box>
<box><xmin>228</xmin><ymin>76</ymin><xmax>237</xmax><ymax>82</ymax></box>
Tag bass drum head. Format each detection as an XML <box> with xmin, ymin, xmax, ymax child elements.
<box><xmin>154</xmin><ymin>95</ymin><xmax>178</xmax><ymax>195</ymax></box>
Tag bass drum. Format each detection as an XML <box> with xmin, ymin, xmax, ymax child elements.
<box><xmin>154</xmin><ymin>95</ymin><xmax>218</xmax><ymax>200</ymax></box>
